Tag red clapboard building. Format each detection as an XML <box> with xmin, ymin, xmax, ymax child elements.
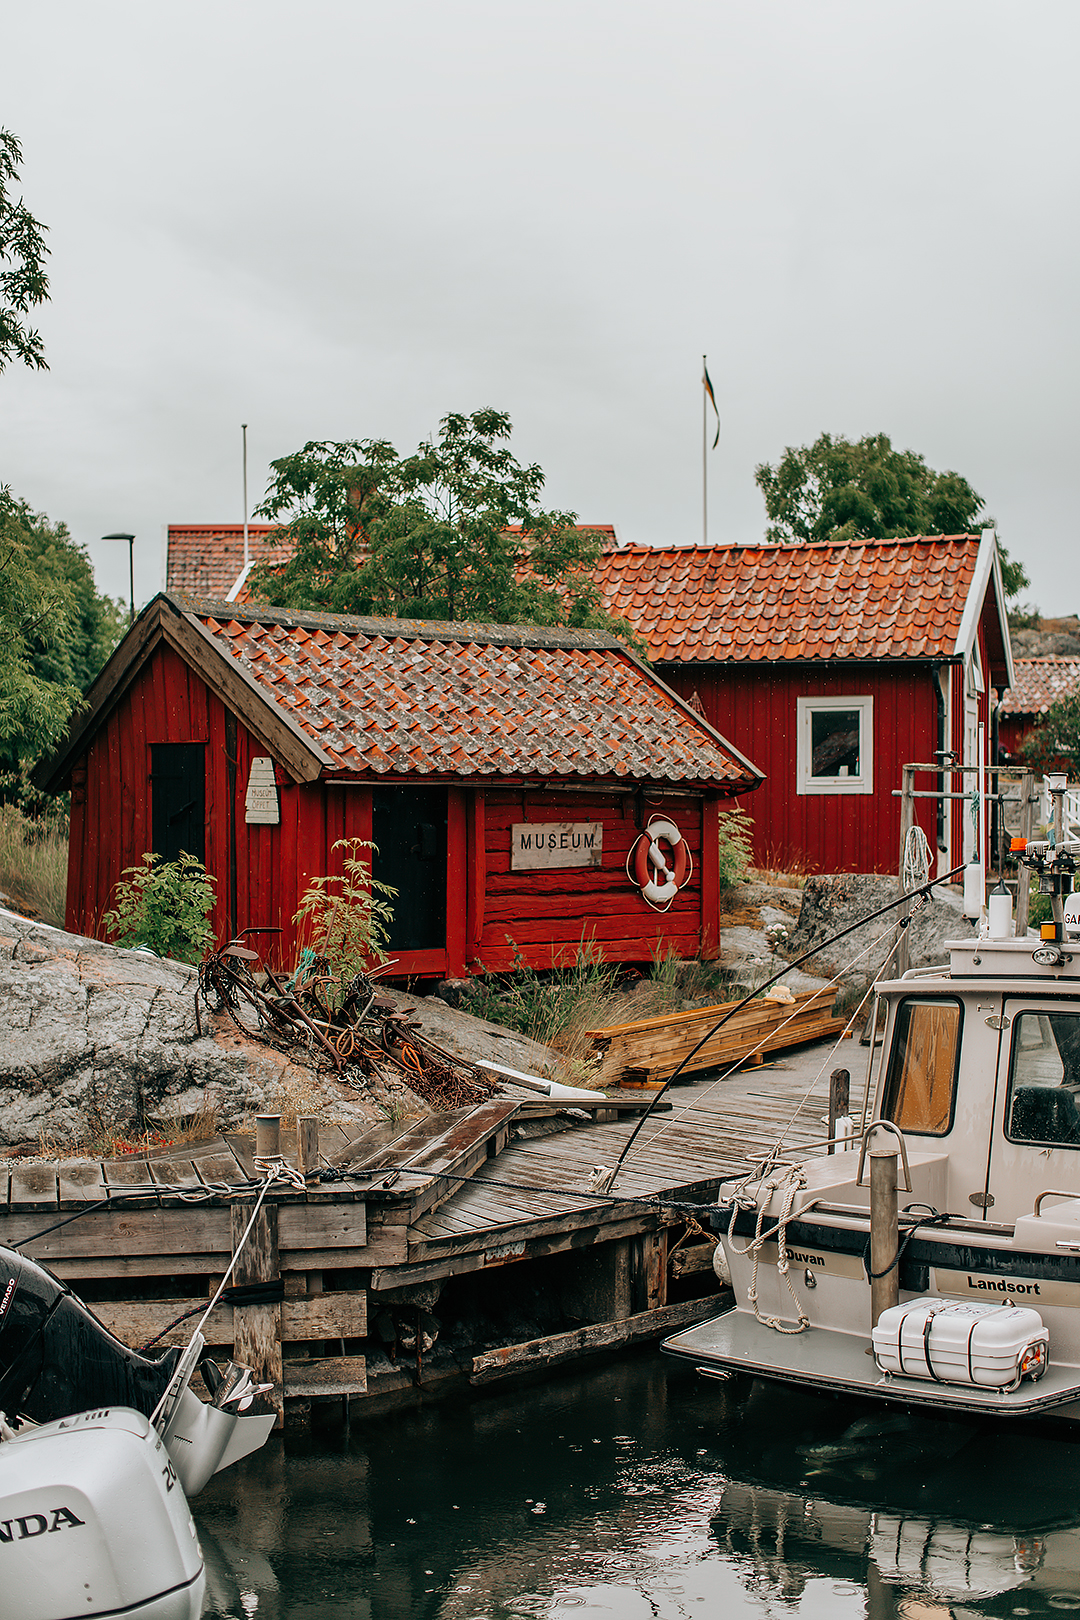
<box><xmin>36</xmin><ymin>594</ymin><xmax>762</xmax><ymax>977</ymax></box>
<box><xmin>593</xmin><ymin>532</ymin><xmax>1013</xmax><ymax>877</ymax></box>
<box><xmin>998</xmin><ymin>657</ymin><xmax>1080</xmax><ymax>764</ymax></box>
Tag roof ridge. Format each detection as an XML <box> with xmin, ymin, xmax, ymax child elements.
<box><xmin>170</xmin><ymin>591</ymin><xmax>625</xmax><ymax>652</ymax></box>
<box><xmin>604</xmin><ymin>533</ymin><xmax>980</xmax><ymax>556</ymax></box>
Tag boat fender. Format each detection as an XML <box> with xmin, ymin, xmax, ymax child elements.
<box><xmin>711</xmin><ymin>1243</ymin><xmax>731</xmax><ymax>1287</ymax></box>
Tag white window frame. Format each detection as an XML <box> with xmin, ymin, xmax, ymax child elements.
<box><xmin>796</xmin><ymin>695</ymin><xmax>874</xmax><ymax>796</ymax></box>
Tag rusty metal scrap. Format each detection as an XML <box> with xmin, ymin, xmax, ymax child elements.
<box><xmin>198</xmin><ymin>938</ymin><xmax>495</xmax><ymax>1111</ymax></box>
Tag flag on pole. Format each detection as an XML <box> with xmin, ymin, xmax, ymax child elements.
<box><xmin>702</xmin><ymin>361</ymin><xmax>720</xmax><ymax>449</ymax></box>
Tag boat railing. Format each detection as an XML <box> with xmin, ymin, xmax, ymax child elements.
<box><xmin>1040</xmin><ymin>777</ymin><xmax>1080</xmax><ymax>842</ymax></box>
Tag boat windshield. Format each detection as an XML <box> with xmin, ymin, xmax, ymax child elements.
<box><xmin>883</xmin><ymin>998</ymin><xmax>962</xmax><ymax>1135</ymax></box>
<box><xmin>1005</xmin><ymin>1011</ymin><xmax>1080</xmax><ymax>1148</ymax></box>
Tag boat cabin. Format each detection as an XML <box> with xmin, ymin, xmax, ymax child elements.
<box><xmin>665</xmin><ymin>874</ymin><xmax>1080</xmax><ymax>1418</ymax></box>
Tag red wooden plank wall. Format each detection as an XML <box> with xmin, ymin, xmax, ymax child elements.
<box><xmin>66</xmin><ymin>646</ymin><xmax>722</xmax><ymax>977</ymax></box>
<box><xmin>474</xmin><ymin>788</ymin><xmax>710</xmax><ymax>971</ymax></box>
<box><xmin>658</xmin><ymin>662</ymin><xmax>940</xmax><ymax>876</ymax></box>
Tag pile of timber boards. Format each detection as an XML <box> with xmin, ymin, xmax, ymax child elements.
<box><xmin>583</xmin><ymin>988</ymin><xmax>845</xmax><ymax>1087</ymax></box>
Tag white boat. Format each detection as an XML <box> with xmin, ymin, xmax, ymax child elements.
<box><xmin>0</xmin><ymin>1244</ymin><xmax>276</xmax><ymax>1618</ymax></box>
<box><xmin>665</xmin><ymin>783</ymin><xmax>1080</xmax><ymax>1421</ymax></box>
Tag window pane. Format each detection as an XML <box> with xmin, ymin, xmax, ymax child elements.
<box><xmin>1006</xmin><ymin>1012</ymin><xmax>1080</xmax><ymax>1147</ymax></box>
<box><xmin>884</xmin><ymin>1000</ymin><xmax>961</xmax><ymax>1135</ymax></box>
<box><xmin>810</xmin><ymin>709</ymin><xmax>860</xmax><ymax>778</ymax></box>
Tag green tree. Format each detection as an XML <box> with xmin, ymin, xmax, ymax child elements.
<box><xmin>1021</xmin><ymin>692</ymin><xmax>1080</xmax><ymax>776</ymax></box>
<box><xmin>1</xmin><ymin>128</ymin><xmax>49</xmax><ymax>373</ymax></box>
<box><xmin>251</xmin><ymin>409</ymin><xmax>622</xmax><ymax>631</ymax></box>
<box><xmin>0</xmin><ymin>489</ymin><xmax>124</xmax><ymax>769</ymax></box>
<box><xmin>755</xmin><ymin>431</ymin><xmax>1028</xmax><ymax>599</ymax></box>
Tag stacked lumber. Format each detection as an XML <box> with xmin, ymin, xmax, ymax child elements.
<box><xmin>584</xmin><ymin>989</ymin><xmax>844</xmax><ymax>1087</ymax></box>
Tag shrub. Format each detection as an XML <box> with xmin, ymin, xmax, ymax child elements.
<box><xmin>717</xmin><ymin>804</ymin><xmax>755</xmax><ymax>888</ymax></box>
<box><xmin>102</xmin><ymin>851</ymin><xmax>216</xmax><ymax>963</ymax></box>
<box><xmin>293</xmin><ymin>837</ymin><xmax>396</xmax><ymax>979</ymax></box>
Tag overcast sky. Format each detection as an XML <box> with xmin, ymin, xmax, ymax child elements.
<box><xmin>3</xmin><ymin>1</ymin><xmax>1077</xmax><ymax>615</ymax></box>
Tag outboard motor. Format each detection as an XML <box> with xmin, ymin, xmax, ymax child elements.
<box><xmin>0</xmin><ymin>1246</ymin><xmax>180</xmax><ymax>1425</ymax></box>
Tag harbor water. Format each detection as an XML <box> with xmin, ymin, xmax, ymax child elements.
<box><xmin>195</xmin><ymin>1348</ymin><xmax>1080</xmax><ymax>1619</ymax></box>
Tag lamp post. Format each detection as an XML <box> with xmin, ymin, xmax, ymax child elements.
<box><xmin>102</xmin><ymin>532</ymin><xmax>136</xmax><ymax>625</ymax></box>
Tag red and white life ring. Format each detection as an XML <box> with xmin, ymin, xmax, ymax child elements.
<box><xmin>630</xmin><ymin>816</ymin><xmax>691</xmax><ymax>911</ymax></box>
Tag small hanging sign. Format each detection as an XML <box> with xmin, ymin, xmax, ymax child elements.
<box><xmin>245</xmin><ymin>756</ymin><xmax>280</xmax><ymax>825</ymax></box>
<box><xmin>511</xmin><ymin>822</ymin><xmax>603</xmax><ymax>871</ymax></box>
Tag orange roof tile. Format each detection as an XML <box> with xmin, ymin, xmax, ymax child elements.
<box><xmin>180</xmin><ymin>596</ymin><xmax>759</xmax><ymax>789</ymax></box>
<box><xmin>166</xmin><ymin>525</ymin><xmax>290</xmax><ymax>599</ymax></box>
<box><xmin>594</xmin><ymin>536</ymin><xmax>984</xmax><ymax>663</ymax></box>
<box><xmin>1000</xmin><ymin>657</ymin><xmax>1080</xmax><ymax>717</ymax></box>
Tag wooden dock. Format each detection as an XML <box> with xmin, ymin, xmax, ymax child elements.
<box><xmin>0</xmin><ymin>1052</ymin><xmax>838</xmax><ymax>1416</ymax></box>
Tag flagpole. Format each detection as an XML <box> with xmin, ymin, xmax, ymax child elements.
<box><xmin>702</xmin><ymin>354</ymin><xmax>708</xmax><ymax>544</ymax></box>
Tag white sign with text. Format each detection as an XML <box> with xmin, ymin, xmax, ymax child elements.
<box><xmin>511</xmin><ymin>822</ymin><xmax>603</xmax><ymax>871</ymax></box>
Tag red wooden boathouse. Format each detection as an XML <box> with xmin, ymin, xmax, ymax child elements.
<box><xmin>594</xmin><ymin>531</ymin><xmax>1014</xmax><ymax>876</ymax></box>
<box><xmin>998</xmin><ymin>657</ymin><xmax>1080</xmax><ymax>765</ymax></box>
<box><xmin>37</xmin><ymin>595</ymin><xmax>762</xmax><ymax>978</ymax></box>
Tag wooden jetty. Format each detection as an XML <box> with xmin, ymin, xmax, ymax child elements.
<box><xmin>0</xmin><ymin>1054</ymin><xmax>839</xmax><ymax>1420</ymax></box>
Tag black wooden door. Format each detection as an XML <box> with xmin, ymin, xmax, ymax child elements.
<box><xmin>150</xmin><ymin>743</ymin><xmax>206</xmax><ymax>864</ymax></box>
<box><xmin>371</xmin><ymin>787</ymin><xmax>447</xmax><ymax>952</ymax></box>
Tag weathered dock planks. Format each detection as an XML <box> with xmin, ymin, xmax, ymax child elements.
<box><xmin>0</xmin><ymin>1043</ymin><xmax>841</xmax><ymax>1416</ymax></box>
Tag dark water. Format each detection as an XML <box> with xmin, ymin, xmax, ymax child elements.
<box><xmin>195</xmin><ymin>1352</ymin><xmax>1080</xmax><ymax>1619</ymax></box>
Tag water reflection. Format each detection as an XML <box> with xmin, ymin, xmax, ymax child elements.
<box><xmin>195</xmin><ymin>1354</ymin><xmax>1080</xmax><ymax>1619</ymax></box>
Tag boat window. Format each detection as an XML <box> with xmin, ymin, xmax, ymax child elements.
<box><xmin>1005</xmin><ymin>1012</ymin><xmax>1080</xmax><ymax>1148</ymax></box>
<box><xmin>882</xmin><ymin>998</ymin><xmax>962</xmax><ymax>1135</ymax></box>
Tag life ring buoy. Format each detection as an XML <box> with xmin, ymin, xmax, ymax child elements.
<box><xmin>631</xmin><ymin>816</ymin><xmax>690</xmax><ymax>909</ymax></box>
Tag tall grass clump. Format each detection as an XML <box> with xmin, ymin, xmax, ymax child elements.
<box><xmin>0</xmin><ymin>800</ymin><xmax>69</xmax><ymax>927</ymax></box>
<box><xmin>464</xmin><ymin>939</ymin><xmax>631</xmax><ymax>1085</ymax></box>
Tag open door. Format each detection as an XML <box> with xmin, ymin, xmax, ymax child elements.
<box><xmin>371</xmin><ymin>787</ymin><xmax>448</xmax><ymax>954</ymax></box>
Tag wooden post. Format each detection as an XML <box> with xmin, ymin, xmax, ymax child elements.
<box><xmin>297</xmin><ymin>1116</ymin><xmax>320</xmax><ymax>1182</ymax></box>
<box><xmin>255</xmin><ymin>1115</ymin><xmax>281</xmax><ymax>1159</ymax></box>
<box><xmin>895</xmin><ymin>765</ymin><xmax>915</xmax><ymax>978</ymax></box>
<box><xmin>1016</xmin><ymin>769</ymin><xmax>1035</xmax><ymax>936</ymax></box>
<box><xmin>231</xmin><ymin>1198</ymin><xmax>284</xmax><ymax>1425</ymax></box>
<box><xmin>869</xmin><ymin>1149</ymin><xmax>899</xmax><ymax>1329</ymax></box>
<box><xmin>827</xmin><ymin>1068</ymin><xmax>850</xmax><ymax>1154</ymax></box>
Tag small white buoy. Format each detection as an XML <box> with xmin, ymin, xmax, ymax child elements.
<box><xmin>988</xmin><ymin>880</ymin><xmax>1013</xmax><ymax>939</ymax></box>
<box><xmin>963</xmin><ymin>862</ymin><xmax>985</xmax><ymax>919</ymax></box>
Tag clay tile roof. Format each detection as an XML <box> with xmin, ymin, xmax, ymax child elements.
<box><xmin>179</xmin><ymin>596</ymin><xmax>759</xmax><ymax>790</ymax></box>
<box><xmin>166</xmin><ymin>525</ymin><xmax>290</xmax><ymax>600</ymax></box>
<box><xmin>999</xmin><ymin>657</ymin><xmax>1080</xmax><ymax>718</ymax></box>
<box><xmin>594</xmin><ymin>536</ymin><xmax>983</xmax><ymax>663</ymax></box>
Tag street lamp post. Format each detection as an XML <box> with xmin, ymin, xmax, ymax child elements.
<box><xmin>102</xmin><ymin>533</ymin><xmax>136</xmax><ymax>625</ymax></box>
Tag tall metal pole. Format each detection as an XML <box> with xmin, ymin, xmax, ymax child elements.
<box><xmin>702</xmin><ymin>355</ymin><xmax>707</xmax><ymax>545</ymax></box>
<box><xmin>102</xmin><ymin>533</ymin><xmax>136</xmax><ymax>624</ymax></box>
<box><xmin>242</xmin><ymin>422</ymin><xmax>250</xmax><ymax>569</ymax></box>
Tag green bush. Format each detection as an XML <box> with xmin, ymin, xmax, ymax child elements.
<box><xmin>293</xmin><ymin>837</ymin><xmax>396</xmax><ymax>980</ymax></box>
<box><xmin>717</xmin><ymin>804</ymin><xmax>755</xmax><ymax>888</ymax></box>
<box><xmin>102</xmin><ymin>852</ymin><xmax>216</xmax><ymax>963</ymax></box>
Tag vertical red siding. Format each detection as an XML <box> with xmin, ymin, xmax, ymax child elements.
<box><xmin>477</xmin><ymin>789</ymin><xmax>706</xmax><ymax>971</ymax></box>
<box><xmin>66</xmin><ymin>645</ymin><xmax>723</xmax><ymax>977</ymax></box>
<box><xmin>660</xmin><ymin>662</ymin><xmax>941</xmax><ymax>876</ymax></box>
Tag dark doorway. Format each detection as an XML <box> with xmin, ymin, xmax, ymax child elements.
<box><xmin>371</xmin><ymin>787</ymin><xmax>447</xmax><ymax>952</ymax></box>
<box><xmin>150</xmin><ymin>743</ymin><xmax>206</xmax><ymax>864</ymax></box>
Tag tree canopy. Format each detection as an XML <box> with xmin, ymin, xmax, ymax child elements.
<box><xmin>755</xmin><ymin>431</ymin><xmax>1028</xmax><ymax>599</ymax></box>
<box><xmin>0</xmin><ymin>489</ymin><xmax>125</xmax><ymax>770</ymax></box>
<box><xmin>250</xmin><ymin>409</ymin><xmax>626</xmax><ymax>634</ymax></box>
<box><xmin>0</xmin><ymin>128</ymin><xmax>49</xmax><ymax>373</ymax></box>
<box><xmin>1021</xmin><ymin>692</ymin><xmax>1080</xmax><ymax>776</ymax></box>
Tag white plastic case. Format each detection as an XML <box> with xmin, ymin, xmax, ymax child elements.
<box><xmin>871</xmin><ymin>1296</ymin><xmax>1049</xmax><ymax>1388</ymax></box>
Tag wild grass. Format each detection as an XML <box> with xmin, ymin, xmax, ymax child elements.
<box><xmin>463</xmin><ymin>941</ymin><xmax>746</xmax><ymax>1086</ymax></box>
<box><xmin>750</xmin><ymin>848</ymin><xmax>815</xmax><ymax>889</ymax></box>
<box><xmin>0</xmin><ymin>803</ymin><xmax>68</xmax><ymax>927</ymax></box>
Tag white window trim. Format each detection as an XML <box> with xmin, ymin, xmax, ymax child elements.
<box><xmin>796</xmin><ymin>695</ymin><xmax>874</xmax><ymax>796</ymax></box>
